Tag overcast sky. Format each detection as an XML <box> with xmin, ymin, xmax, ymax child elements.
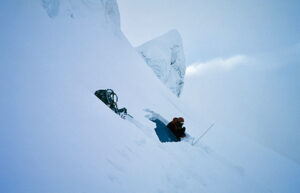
<box><xmin>118</xmin><ymin>0</ymin><xmax>299</xmax><ymax>64</ymax></box>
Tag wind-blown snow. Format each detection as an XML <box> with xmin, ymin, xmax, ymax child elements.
<box><xmin>136</xmin><ymin>30</ymin><xmax>186</xmax><ymax>97</ymax></box>
<box><xmin>0</xmin><ymin>1</ymin><xmax>299</xmax><ymax>193</ymax></box>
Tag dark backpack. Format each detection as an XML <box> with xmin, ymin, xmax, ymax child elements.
<box><xmin>95</xmin><ymin>89</ymin><xmax>127</xmax><ymax>115</ymax></box>
<box><xmin>95</xmin><ymin>89</ymin><xmax>118</xmax><ymax>112</ymax></box>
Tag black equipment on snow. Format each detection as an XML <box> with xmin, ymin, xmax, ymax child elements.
<box><xmin>95</xmin><ymin>89</ymin><xmax>129</xmax><ymax>118</ymax></box>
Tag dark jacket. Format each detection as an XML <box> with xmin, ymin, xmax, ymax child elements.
<box><xmin>167</xmin><ymin>119</ymin><xmax>186</xmax><ymax>140</ymax></box>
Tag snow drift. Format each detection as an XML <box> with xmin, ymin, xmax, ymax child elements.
<box><xmin>136</xmin><ymin>30</ymin><xmax>186</xmax><ymax>97</ymax></box>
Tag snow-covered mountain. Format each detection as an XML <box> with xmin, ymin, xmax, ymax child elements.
<box><xmin>136</xmin><ymin>30</ymin><xmax>186</xmax><ymax>97</ymax></box>
<box><xmin>42</xmin><ymin>0</ymin><xmax>120</xmax><ymax>31</ymax></box>
<box><xmin>0</xmin><ymin>1</ymin><xmax>299</xmax><ymax>193</ymax></box>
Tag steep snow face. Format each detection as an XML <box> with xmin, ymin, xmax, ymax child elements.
<box><xmin>136</xmin><ymin>30</ymin><xmax>186</xmax><ymax>97</ymax></box>
<box><xmin>1</xmin><ymin>1</ymin><xmax>300</xmax><ymax>193</ymax></box>
<box><xmin>41</xmin><ymin>0</ymin><xmax>120</xmax><ymax>31</ymax></box>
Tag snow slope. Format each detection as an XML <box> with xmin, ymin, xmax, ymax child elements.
<box><xmin>136</xmin><ymin>30</ymin><xmax>186</xmax><ymax>97</ymax></box>
<box><xmin>0</xmin><ymin>1</ymin><xmax>299</xmax><ymax>193</ymax></box>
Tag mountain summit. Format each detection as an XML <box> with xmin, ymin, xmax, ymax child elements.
<box><xmin>136</xmin><ymin>30</ymin><xmax>186</xmax><ymax>97</ymax></box>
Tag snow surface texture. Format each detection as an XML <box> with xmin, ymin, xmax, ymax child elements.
<box><xmin>1</xmin><ymin>1</ymin><xmax>299</xmax><ymax>193</ymax></box>
<box><xmin>136</xmin><ymin>30</ymin><xmax>186</xmax><ymax>97</ymax></box>
<box><xmin>41</xmin><ymin>0</ymin><xmax>120</xmax><ymax>31</ymax></box>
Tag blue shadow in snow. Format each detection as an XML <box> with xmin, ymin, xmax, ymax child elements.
<box><xmin>151</xmin><ymin>119</ymin><xmax>179</xmax><ymax>143</ymax></box>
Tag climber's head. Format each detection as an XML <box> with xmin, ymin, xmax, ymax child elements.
<box><xmin>178</xmin><ymin>117</ymin><xmax>184</xmax><ymax>123</ymax></box>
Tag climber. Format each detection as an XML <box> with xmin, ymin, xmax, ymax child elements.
<box><xmin>167</xmin><ymin>117</ymin><xmax>186</xmax><ymax>141</ymax></box>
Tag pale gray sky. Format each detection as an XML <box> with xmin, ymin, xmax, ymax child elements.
<box><xmin>118</xmin><ymin>0</ymin><xmax>299</xmax><ymax>64</ymax></box>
